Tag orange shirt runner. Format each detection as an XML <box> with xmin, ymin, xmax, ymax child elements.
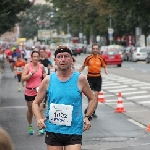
<box><xmin>14</xmin><ymin>60</ymin><xmax>26</xmax><ymax>75</ymax></box>
<box><xmin>83</xmin><ymin>54</ymin><xmax>106</xmax><ymax>77</ymax></box>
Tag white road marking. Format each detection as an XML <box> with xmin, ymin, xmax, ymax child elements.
<box><xmin>126</xmin><ymin>95</ymin><xmax>150</xmax><ymax>100</ymax></box>
<box><xmin>102</xmin><ymin>95</ymin><xmax>114</xmax><ymax>97</ymax></box>
<box><xmin>131</xmin><ymin>84</ymin><xmax>149</xmax><ymax>87</ymax></box>
<box><xmin>103</xmin><ymin>85</ymin><xmax>128</xmax><ymax>89</ymax></box>
<box><xmin>128</xmin><ymin>119</ymin><xmax>146</xmax><ymax>128</ymax></box>
<box><xmin>108</xmin><ymin>88</ymin><xmax>137</xmax><ymax>93</ymax></box>
<box><xmin>103</xmin><ymin>83</ymin><xmax>121</xmax><ymax>86</ymax></box>
<box><xmin>127</xmin><ymin>110</ymin><xmax>149</xmax><ymax>113</ymax></box>
<box><xmin>120</xmin><ymin>91</ymin><xmax>148</xmax><ymax>95</ymax></box>
<box><xmin>140</xmin><ymin>87</ymin><xmax>150</xmax><ymax>89</ymax></box>
<box><xmin>138</xmin><ymin>101</ymin><xmax>150</xmax><ymax>104</ymax></box>
<box><xmin>104</xmin><ymin>102</ymin><xmax>132</xmax><ymax>105</ymax></box>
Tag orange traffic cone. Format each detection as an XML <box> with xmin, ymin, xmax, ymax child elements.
<box><xmin>98</xmin><ymin>91</ymin><xmax>105</xmax><ymax>103</ymax></box>
<box><xmin>146</xmin><ymin>123</ymin><xmax>150</xmax><ymax>132</ymax></box>
<box><xmin>114</xmin><ymin>92</ymin><xmax>126</xmax><ymax>113</ymax></box>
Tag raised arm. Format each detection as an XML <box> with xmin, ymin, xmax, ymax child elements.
<box><xmin>21</xmin><ymin>64</ymin><xmax>32</xmax><ymax>82</ymax></box>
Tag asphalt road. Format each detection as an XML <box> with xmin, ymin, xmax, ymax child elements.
<box><xmin>0</xmin><ymin>54</ymin><xmax>150</xmax><ymax>150</ymax></box>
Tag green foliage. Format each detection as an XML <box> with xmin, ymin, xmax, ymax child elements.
<box><xmin>19</xmin><ymin>4</ymin><xmax>53</xmax><ymax>39</ymax></box>
<box><xmin>46</xmin><ymin>0</ymin><xmax>150</xmax><ymax>40</ymax></box>
<box><xmin>0</xmin><ymin>0</ymin><xmax>33</xmax><ymax>35</ymax></box>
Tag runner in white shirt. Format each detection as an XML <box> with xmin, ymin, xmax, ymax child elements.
<box><xmin>0</xmin><ymin>48</ymin><xmax>6</xmax><ymax>73</ymax></box>
<box><xmin>24</xmin><ymin>48</ymin><xmax>31</xmax><ymax>63</ymax></box>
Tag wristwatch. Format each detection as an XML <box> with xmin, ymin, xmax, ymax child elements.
<box><xmin>84</xmin><ymin>116</ymin><xmax>92</xmax><ymax>121</ymax></box>
<box><xmin>29</xmin><ymin>72</ymin><xmax>33</xmax><ymax>76</ymax></box>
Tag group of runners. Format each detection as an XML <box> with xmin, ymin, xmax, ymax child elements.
<box><xmin>1</xmin><ymin>43</ymin><xmax>108</xmax><ymax>150</ymax></box>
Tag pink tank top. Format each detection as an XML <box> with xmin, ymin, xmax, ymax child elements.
<box><xmin>25</xmin><ymin>63</ymin><xmax>42</xmax><ymax>96</ymax></box>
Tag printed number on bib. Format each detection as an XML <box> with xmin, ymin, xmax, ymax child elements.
<box><xmin>49</xmin><ymin>103</ymin><xmax>73</xmax><ymax>126</ymax></box>
<box><xmin>16</xmin><ymin>67</ymin><xmax>22</xmax><ymax>72</ymax></box>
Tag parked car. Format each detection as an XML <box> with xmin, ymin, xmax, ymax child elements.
<box><xmin>61</xmin><ymin>43</ymin><xmax>77</xmax><ymax>56</ymax></box>
<box><xmin>101</xmin><ymin>46</ymin><xmax>108</xmax><ymax>51</ymax></box>
<box><xmin>74</xmin><ymin>44</ymin><xmax>82</xmax><ymax>55</ymax></box>
<box><xmin>132</xmin><ymin>47</ymin><xmax>148</xmax><ymax>62</ymax></box>
<box><xmin>145</xmin><ymin>52</ymin><xmax>150</xmax><ymax>63</ymax></box>
<box><xmin>77</xmin><ymin>43</ymin><xmax>87</xmax><ymax>53</ymax></box>
<box><xmin>101</xmin><ymin>49</ymin><xmax>122</xmax><ymax>67</ymax></box>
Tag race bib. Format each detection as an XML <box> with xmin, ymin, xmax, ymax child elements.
<box><xmin>16</xmin><ymin>67</ymin><xmax>22</xmax><ymax>72</ymax></box>
<box><xmin>13</xmin><ymin>57</ymin><xmax>17</xmax><ymax>61</ymax></box>
<box><xmin>8</xmin><ymin>55</ymin><xmax>12</xmax><ymax>59</ymax></box>
<box><xmin>45</xmin><ymin>67</ymin><xmax>49</xmax><ymax>74</ymax></box>
<box><xmin>49</xmin><ymin>103</ymin><xmax>73</xmax><ymax>126</ymax></box>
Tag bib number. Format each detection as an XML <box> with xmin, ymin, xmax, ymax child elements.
<box><xmin>49</xmin><ymin>103</ymin><xmax>73</xmax><ymax>126</ymax></box>
<box><xmin>16</xmin><ymin>67</ymin><xmax>22</xmax><ymax>72</ymax></box>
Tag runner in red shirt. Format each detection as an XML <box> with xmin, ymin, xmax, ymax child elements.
<box><xmin>14</xmin><ymin>54</ymin><xmax>26</xmax><ymax>91</ymax></box>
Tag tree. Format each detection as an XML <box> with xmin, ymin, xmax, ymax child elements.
<box><xmin>0</xmin><ymin>0</ymin><xmax>35</xmax><ymax>35</ymax></box>
<box><xmin>47</xmin><ymin>0</ymin><xmax>150</xmax><ymax>44</ymax></box>
<box><xmin>19</xmin><ymin>4</ymin><xmax>53</xmax><ymax>39</ymax></box>
<box><xmin>46</xmin><ymin>0</ymin><xmax>111</xmax><ymax>42</ymax></box>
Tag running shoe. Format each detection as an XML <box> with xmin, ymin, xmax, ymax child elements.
<box><xmin>38</xmin><ymin>129</ymin><xmax>44</xmax><ymax>134</ymax></box>
<box><xmin>18</xmin><ymin>88</ymin><xmax>21</xmax><ymax>92</ymax></box>
<box><xmin>28</xmin><ymin>125</ymin><xmax>34</xmax><ymax>135</ymax></box>
<box><xmin>22</xmin><ymin>82</ymin><xmax>25</xmax><ymax>87</ymax></box>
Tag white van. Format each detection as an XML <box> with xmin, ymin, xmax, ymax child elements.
<box><xmin>132</xmin><ymin>47</ymin><xmax>148</xmax><ymax>61</ymax></box>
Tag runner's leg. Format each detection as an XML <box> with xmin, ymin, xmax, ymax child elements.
<box><xmin>26</xmin><ymin>101</ymin><xmax>33</xmax><ymax>125</ymax></box>
<box><xmin>47</xmin><ymin>145</ymin><xmax>63</xmax><ymax>150</ymax></box>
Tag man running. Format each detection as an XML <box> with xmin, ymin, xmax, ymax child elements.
<box><xmin>39</xmin><ymin>48</ymin><xmax>53</xmax><ymax>75</ymax></box>
<box><xmin>14</xmin><ymin>54</ymin><xmax>26</xmax><ymax>91</ymax></box>
<box><xmin>24</xmin><ymin>47</ymin><xmax>31</xmax><ymax>63</ymax></box>
<box><xmin>79</xmin><ymin>43</ymin><xmax>108</xmax><ymax>118</ymax></box>
<box><xmin>0</xmin><ymin>48</ymin><xmax>6</xmax><ymax>73</ymax></box>
<box><xmin>32</xmin><ymin>46</ymin><xmax>97</xmax><ymax>150</ymax></box>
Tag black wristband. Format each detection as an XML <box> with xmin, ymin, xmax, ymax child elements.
<box><xmin>84</xmin><ymin>116</ymin><xmax>92</xmax><ymax>121</ymax></box>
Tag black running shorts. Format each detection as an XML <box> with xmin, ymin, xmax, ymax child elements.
<box><xmin>25</xmin><ymin>95</ymin><xmax>36</xmax><ymax>101</ymax></box>
<box><xmin>17</xmin><ymin>74</ymin><xmax>21</xmax><ymax>82</ymax></box>
<box><xmin>45</xmin><ymin>132</ymin><xmax>82</xmax><ymax>146</ymax></box>
<box><xmin>87</xmin><ymin>76</ymin><xmax>102</xmax><ymax>92</ymax></box>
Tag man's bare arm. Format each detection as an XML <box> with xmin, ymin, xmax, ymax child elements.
<box><xmin>78</xmin><ymin>65</ymin><xmax>85</xmax><ymax>72</ymax></box>
<box><xmin>80</xmin><ymin>74</ymin><xmax>97</xmax><ymax>116</ymax></box>
<box><xmin>104</xmin><ymin>66</ymin><xmax>108</xmax><ymax>75</ymax></box>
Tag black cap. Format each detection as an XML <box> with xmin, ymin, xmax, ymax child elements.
<box><xmin>54</xmin><ymin>47</ymin><xmax>72</xmax><ymax>58</ymax></box>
